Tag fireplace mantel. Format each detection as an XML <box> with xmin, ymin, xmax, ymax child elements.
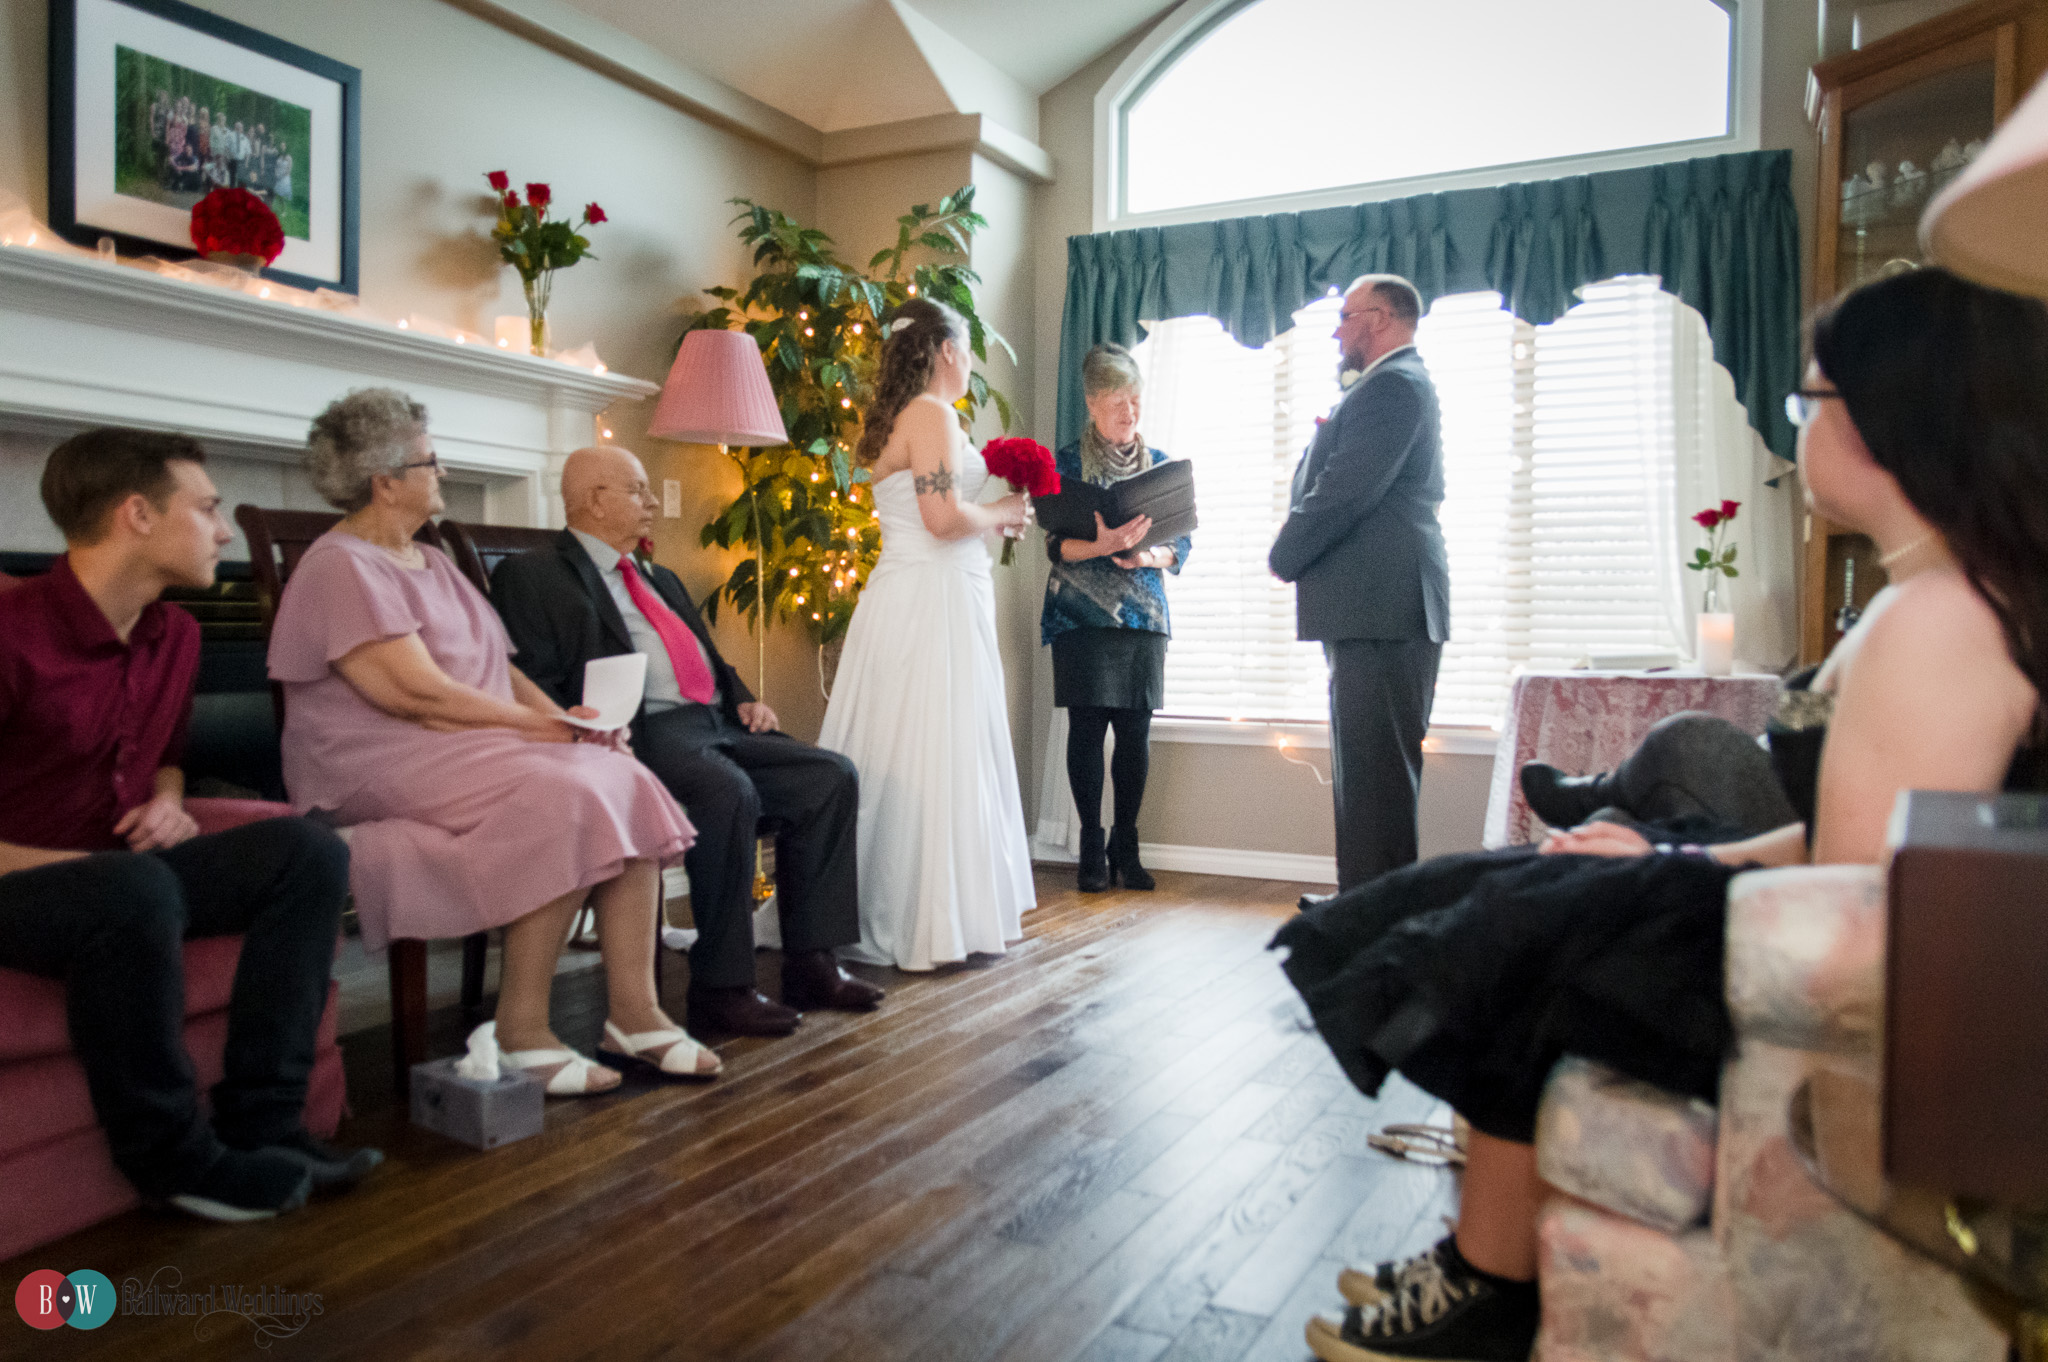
<box><xmin>0</xmin><ymin>245</ymin><xmax>658</xmax><ymax>528</ymax></box>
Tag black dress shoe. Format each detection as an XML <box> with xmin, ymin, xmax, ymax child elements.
<box><xmin>254</xmin><ymin>1130</ymin><xmax>384</xmax><ymax>1194</ymax></box>
<box><xmin>781</xmin><ymin>949</ymin><xmax>885</xmax><ymax>1012</ymax></box>
<box><xmin>687</xmin><ymin>985</ymin><xmax>802</xmax><ymax>1037</ymax></box>
<box><xmin>1297</xmin><ymin>891</ymin><xmax>1338</xmax><ymax>912</ymax></box>
<box><xmin>1518</xmin><ymin>761</ymin><xmax>1616</xmax><ymax>830</ymax></box>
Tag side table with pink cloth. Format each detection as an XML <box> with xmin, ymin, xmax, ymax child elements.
<box><xmin>0</xmin><ymin>799</ymin><xmax>346</xmax><ymax>1260</ymax></box>
<box><xmin>1483</xmin><ymin>671</ymin><xmax>1781</xmax><ymax>848</ymax></box>
<box><xmin>266</xmin><ymin>532</ymin><xmax>694</xmax><ymax>952</ymax></box>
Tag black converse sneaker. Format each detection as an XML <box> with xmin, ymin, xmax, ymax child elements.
<box><xmin>1306</xmin><ymin>1239</ymin><xmax>1538</xmax><ymax>1361</ymax></box>
<box><xmin>1337</xmin><ymin>1233</ymin><xmax>1459</xmax><ymax>1307</ymax></box>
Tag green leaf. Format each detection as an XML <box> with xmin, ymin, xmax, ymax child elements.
<box><xmin>1724</xmin><ymin>567</ymin><xmax>1740</xmax><ymax>578</ymax></box>
<box><xmin>1724</xmin><ymin>544</ymin><xmax>1738</xmax><ymax>563</ymax></box>
<box><xmin>1693</xmin><ymin>548</ymin><xmax>1712</xmax><ymax>565</ymax></box>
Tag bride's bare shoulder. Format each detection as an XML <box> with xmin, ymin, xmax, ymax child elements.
<box><xmin>1851</xmin><ymin>566</ymin><xmax>2032</xmax><ymax>713</ymax></box>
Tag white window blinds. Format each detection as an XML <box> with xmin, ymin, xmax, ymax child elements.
<box><xmin>1133</xmin><ymin>278</ymin><xmax>1739</xmax><ymax>728</ymax></box>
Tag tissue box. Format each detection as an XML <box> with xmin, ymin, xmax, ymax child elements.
<box><xmin>409</xmin><ymin>1057</ymin><xmax>545</xmax><ymax>1149</ymax></box>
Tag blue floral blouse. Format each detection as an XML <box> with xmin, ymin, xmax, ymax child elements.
<box><xmin>1039</xmin><ymin>442</ymin><xmax>1192</xmax><ymax>647</ymax></box>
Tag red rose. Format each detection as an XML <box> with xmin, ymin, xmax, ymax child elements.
<box><xmin>503</xmin><ymin>190</ymin><xmax>520</xmax><ymax>210</ymax></box>
<box><xmin>486</xmin><ymin>170</ymin><xmax>509</xmax><ymax>191</ymax></box>
<box><xmin>585</xmin><ymin>202</ymin><xmax>607</xmax><ymax>224</ymax></box>
<box><xmin>982</xmin><ymin>437</ymin><xmax>1061</xmax><ymax>498</ymax></box>
<box><xmin>525</xmin><ymin>182</ymin><xmax>551</xmax><ymax>209</ymax></box>
<box><xmin>1719</xmin><ymin>498</ymin><xmax>1741</xmax><ymax>520</ymax></box>
<box><xmin>1691</xmin><ymin>509</ymin><xmax>1722</xmax><ymax>530</ymax></box>
<box><xmin>188</xmin><ymin>187</ymin><xmax>285</xmax><ymax>265</ymax></box>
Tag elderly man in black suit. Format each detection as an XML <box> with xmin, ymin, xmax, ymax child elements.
<box><xmin>1271</xmin><ymin>275</ymin><xmax>1450</xmax><ymax>892</ymax></box>
<box><xmin>491</xmin><ymin>446</ymin><xmax>882</xmax><ymax>1037</ymax></box>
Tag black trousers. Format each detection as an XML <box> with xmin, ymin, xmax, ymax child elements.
<box><xmin>1324</xmin><ymin>638</ymin><xmax>1443</xmax><ymax>891</ymax></box>
<box><xmin>0</xmin><ymin>817</ymin><xmax>349</xmax><ymax>1194</ymax></box>
<box><xmin>1585</xmin><ymin>712</ymin><xmax>1798</xmax><ymax>838</ymax></box>
<box><xmin>635</xmin><ymin>706</ymin><xmax>860</xmax><ymax>989</ymax></box>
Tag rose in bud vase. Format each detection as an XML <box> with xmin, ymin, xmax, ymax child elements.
<box><xmin>981</xmin><ymin>437</ymin><xmax>1059</xmax><ymax>565</ymax></box>
<box><xmin>1688</xmin><ymin>499</ymin><xmax>1740</xmax><ymax>675</ymax></box>
<box><xmin>484</xmin><ymin>171</ymin><xmax>605</xmax><ymax>354</ymax></box>
<box><xmin>1687</xmin><ymin>499</ymin><xmax>1741</xmax><ymax>611</ymax></box>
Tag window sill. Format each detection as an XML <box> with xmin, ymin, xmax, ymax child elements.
<box><xmin>1150</xmin><ymin>716</ymin><xmax>1499</xmax><ymax>758</ymax></box>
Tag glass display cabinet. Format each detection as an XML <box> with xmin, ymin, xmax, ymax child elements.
<box><xmin>1801</xmin><ymin>0</ymin><xmax>2048</xmax><ymax>664</ymax></box>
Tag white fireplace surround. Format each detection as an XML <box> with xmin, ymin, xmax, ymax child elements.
<box><xmin>0</xmin><ymin>245</ymin><xmax>658</xmax><ymax>554</ymax></box>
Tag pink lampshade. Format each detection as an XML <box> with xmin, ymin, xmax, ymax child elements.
<box><xmin>647</xmin><ymin>329</ymin><xmax>789</xmax><ymax>446</ymax></box>
<box><xmin>1922</xmin><ymin>72</ymin><xmax>2048</xmax><ymax>299</ymax></box>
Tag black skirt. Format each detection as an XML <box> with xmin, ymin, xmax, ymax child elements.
<box><xmin>1271</xmin><ymin>846</ymin><xmax>1740</xmax><ymax>1144</ymax></box>
<box><xmin>1052</xmin><ymin>627</ymin><xmax>1167</xmax><ymax>711</ymax></box>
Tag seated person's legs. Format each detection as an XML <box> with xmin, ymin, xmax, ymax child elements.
<box><xmin>1520</xmin><ymin>710</ymin><xmax>1795</xmax><ymax>835</ymax></box>
<box><xmin>0</xmin><ymin>842</ymin><xmax>331</xmax><ymax>1219</ymax></box>
<box><xmin>494</xmin><ymin>856</ymin><xmax>718</xmax><ymax>1089</ymax></box>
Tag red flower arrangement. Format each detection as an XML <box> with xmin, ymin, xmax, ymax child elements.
<box><xmin>484</xmin><ymin>169</ymin><xmax>605</xmax><ymax>354</ymax></box>
<box><xmin>981</xmin><ymin>437</ymin><xmax>1060</xmax><ymax>565</ymax></box>
<box><xmin>1690</xmin><ymin>498</ymin><xmax>1742</xmax><ymax>531</ymax></box>
<box><xmin>188</xmin><ymin>188</ymin><xmax>285</xmax><ymax>267</ymax></box>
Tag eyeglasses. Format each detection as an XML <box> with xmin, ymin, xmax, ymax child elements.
<box><xmin>393</xmin><ymin>452</ymin><xmax>441</xmax><ymax>474</ymax></box>
<box><xmin>597</xmin><ymin>483</ymin><xmax>656</xmax><ymax>502</ymax></box>
<box><xmin>1339</xmin><ymin>306</ymin><xmax>1389</xmax><ymax>324</ymax></box>
<box><xmin>1784</xmin><ymin>389</ymin><xmax>1841</xmax><ymax>428</ymax></box>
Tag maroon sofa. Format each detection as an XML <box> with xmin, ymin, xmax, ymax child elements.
<box><xmin>0</xmin><ymin>799</ymin><xmax>347</xmax><ymax>1260</ymax></box>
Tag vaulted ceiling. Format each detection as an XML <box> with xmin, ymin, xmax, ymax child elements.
<box><xmin>554</xmin><ymin>0</ymin><xmax>1178</xmax><ymax>138</ymax></box>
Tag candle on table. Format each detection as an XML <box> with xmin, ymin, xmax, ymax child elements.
<box><xmin>1696</xmin><ymin>613</ymin><xmax>1735</xmax><ymax>677</ymax></box>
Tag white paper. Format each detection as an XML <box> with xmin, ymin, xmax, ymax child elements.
<box><xmin>559</xmin><ymin>653</ymin><xmax>646</xmax><ymax>731</ymax></box>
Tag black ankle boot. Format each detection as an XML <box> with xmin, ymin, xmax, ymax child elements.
<box><xmin>1076</xmin><ymin>826</ymin><xmax>1110</xmax><ymax>893</ymax></box>
<box><xmin>1517</xmin><ymin>761</ymin><xmax>1616</xmax><ymax>830</ymax></box>
<box><xmin>1107</xmin><ymin>826</ymin><xmax>1154</xmax><ymax>891</ymax></box>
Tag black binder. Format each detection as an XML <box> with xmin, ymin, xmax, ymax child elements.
<box><xmin>1033</xmin><ymin>459</ymin><xmax>1197</xmax><ymax>551</ymax></box>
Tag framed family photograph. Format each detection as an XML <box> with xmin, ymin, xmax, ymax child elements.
<box><xmin>48</xmin><ymin>0</ymin><xmax>361</xmax><ymax>293</ymax></box>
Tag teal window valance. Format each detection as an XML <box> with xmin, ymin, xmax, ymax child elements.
<box><xmin>1058</xmin><ymin>149</ymin><xmax>1801</xmax><ymax>459</ymax></box>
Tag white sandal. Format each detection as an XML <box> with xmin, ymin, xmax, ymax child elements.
<box><xmin>500</xmin><ymin>1044</ymin><xmax>621</xmax><ymax>1097</ymax></box>
<box><xmin>597</xmin><ymin>1020</ymin><xmax>721</xmax><ymax>1079</ymax></box>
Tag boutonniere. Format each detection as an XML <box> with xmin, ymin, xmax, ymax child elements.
<box><xmin>1339</xmin><ymin>368</ymin><xmax>1364</xmax><ymax>390</ymax></box>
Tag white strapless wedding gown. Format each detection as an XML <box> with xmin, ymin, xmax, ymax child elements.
<box><xmin>819</xmin><ymin>444</ymin><xmax>1035</xmax><ymax>971</ymax></box>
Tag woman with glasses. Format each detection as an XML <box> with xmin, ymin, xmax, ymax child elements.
<box><xmin>268</xmin><ymin>388</ymin><xmax>713</xmax><ymax>1096</ymax></box>
<box><xmin>1279</xmin><ymin>267</ymin><xmax>2048</xmax><ymax>1362</ymax></box>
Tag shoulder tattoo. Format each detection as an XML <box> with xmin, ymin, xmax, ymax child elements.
<box><xmin>913</xmin><ymin>467</ymin><xmax>954</xmax><ymax>497</ymax></box>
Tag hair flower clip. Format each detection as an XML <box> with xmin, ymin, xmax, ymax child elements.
<box><xmin>885</xmin><ymin>316</ymin><xmax>916</xmax><ymax>338</ymax></box>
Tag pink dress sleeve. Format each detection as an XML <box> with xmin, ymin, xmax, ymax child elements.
<box><xmin>267</xmin><ymin>536</ymin><xmax>423</xmax><ymax>683</ymax></box>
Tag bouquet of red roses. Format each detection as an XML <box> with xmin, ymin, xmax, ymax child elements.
<box><xmin>189</xmin><ymin>188</ymin><xmax>285</xmax><ymax>267</ymax></box>
<box><xmin>982</xmin><ymin>437</ymin><xmax>1060</xmax><ymax>565</ymax></box>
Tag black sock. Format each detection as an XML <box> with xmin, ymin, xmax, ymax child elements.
<box><xmin>1445</xmin><ymin>1235</ymin><xmax>1538</xmax><ymax>1293</ymax></box>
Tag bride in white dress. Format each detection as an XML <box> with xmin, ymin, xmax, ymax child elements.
<box><xmin>819</xmin><ymin>298</ymin><xmax>1038</xmax><ymax>971</ymax></box>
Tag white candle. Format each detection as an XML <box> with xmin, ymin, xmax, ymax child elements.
<box><xmin>1696</xmin><ymin>612</ymin><xmax>1735</xmax><ymax>676</ymax></box>
<box><xmin>494</xmin><ymin>315</ymin><xmax>528</xmax><ymax>350</ymax></box>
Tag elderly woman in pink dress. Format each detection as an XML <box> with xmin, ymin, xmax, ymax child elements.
<box><xmin>269</xmin><ymin>388</ymin><xmax>713</xmax><ymax>1095</ymax></box>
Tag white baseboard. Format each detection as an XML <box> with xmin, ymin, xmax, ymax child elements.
<box><xmin>1033</xmin><ymin>838</ymin><xmax>1336</xmax><ymax>886</ymax></box>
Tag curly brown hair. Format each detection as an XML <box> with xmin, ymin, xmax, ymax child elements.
<box><xmin>855</xmin><ymin>297</ymin><xmax>966</xmax><ymax>466</ymax></box>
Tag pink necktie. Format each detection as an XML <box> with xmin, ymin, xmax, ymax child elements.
<box><xmin>616</xmin><ymin>556</ymin><xmax>718</xmax><ymax>705</ymax></box>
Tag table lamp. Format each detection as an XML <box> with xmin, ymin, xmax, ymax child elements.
<box><xmin>1922</xmin><ymin>71</ymin><xmax>2048</xmax><ymax>299</ymax></box>
<box><xmin>648</xmin><ymin>328</ymin><xmax>789</xmax><ymax>693</ymax></box>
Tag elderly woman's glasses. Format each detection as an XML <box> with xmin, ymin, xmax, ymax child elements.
<box><xmin>1784</xmin><ymin>389</ymin><xmax>1841</xmax><ymax>428</ymax></box>
<box><xmin>394</xmin><ymin>452</ymin><xmax>441</xmax><ymax>474</ymax></box>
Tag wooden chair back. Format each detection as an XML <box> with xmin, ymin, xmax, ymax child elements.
<box><xmin>438</xmin><ymin>520</ymin><xmax>559</xmax><ymax>600</ymax></box>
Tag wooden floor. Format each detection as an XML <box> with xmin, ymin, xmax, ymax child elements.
<box><xmin>7</xmin><ymin>869</ymin><xmax>1456</xmax><ymax>1362</ymax></box>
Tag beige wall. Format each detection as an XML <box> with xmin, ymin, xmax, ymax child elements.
<box><xmin>0</xmin><ymin>0</ymin><xmax>820</xmax><ymax>725</ymax></box>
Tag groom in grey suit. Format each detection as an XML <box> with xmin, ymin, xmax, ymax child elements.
<box><xmin>1270</xmin><ymin>275</ymin><xmax>1450</xmax><ymax>890</ymax></box>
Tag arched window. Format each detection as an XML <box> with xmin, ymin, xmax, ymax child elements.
<box><xmin>1114</xmin><ymin>0</ymin><xmax>1741</xmax><ymax>221</ymax></box>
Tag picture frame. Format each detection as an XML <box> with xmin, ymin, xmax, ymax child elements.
<box><xmin>47</xmin><ymin>0</ymin><xmax>361</xmax><ymax>293</ymax></box>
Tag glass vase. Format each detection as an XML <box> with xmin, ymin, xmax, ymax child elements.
<box><xmin>521</xmin><ymin>272</ymin><xmax>553</xmax><ymax>356</ymax></box>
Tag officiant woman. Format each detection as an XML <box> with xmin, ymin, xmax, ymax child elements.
<box><xmin>1040</xmin><ymin>343</ymin><xmax>1193</xmax><ymax>894</ymax></box>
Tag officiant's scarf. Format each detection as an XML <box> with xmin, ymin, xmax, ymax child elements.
<box><xmin>1080</xmin><ymin>423</ymin><xmax>1148</xmax><ymax>486</ymax></box>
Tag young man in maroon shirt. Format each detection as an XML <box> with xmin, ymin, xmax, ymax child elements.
<box><xmin>0</xmin><ymin>428</ymin><xmax>377</xmax><ymax>1221</ymax></box>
